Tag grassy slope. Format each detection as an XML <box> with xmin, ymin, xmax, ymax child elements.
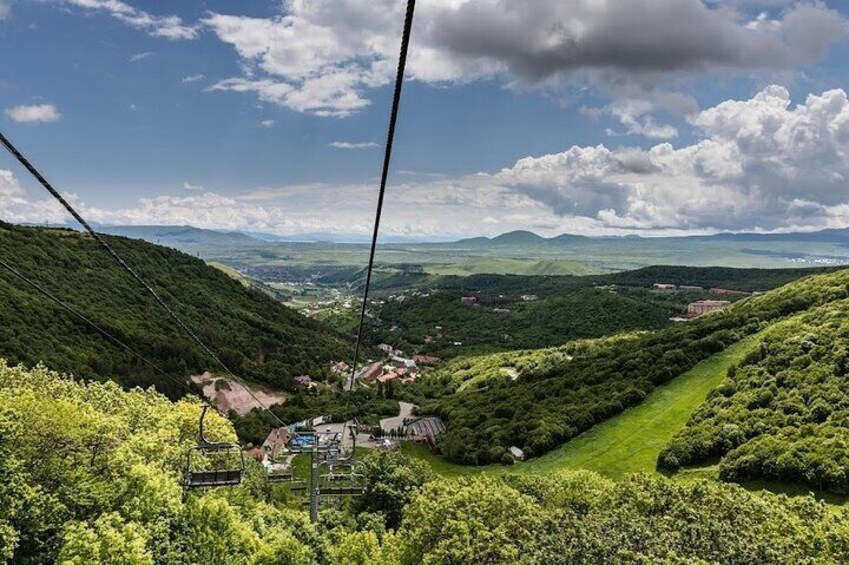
<box><xmin>403</xmin><ymin>334</ymin><xmax>761</xmax><ymax>479</ymax></box>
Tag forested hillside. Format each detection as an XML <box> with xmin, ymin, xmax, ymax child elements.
<box><xmin>419</xmin><ymin>270</ymin><xmax>849</xmax><ymax>465</ymax></box>
<box><xmin>4</xmin><ymin>360</ymin><xmax>849</xmax><ymax>564</ymax></box>
<box><xmin>0</xmin><ymin>223</ymin><xmax>349</xmax><ymax>395</ymax></box>
<box><xmin>659</xmin><ymin>296</ymin><xmax>849</xmax><ymax>493</ymax></box>
<box><xmin>351</xmin><ymin>265</ymin><xmax>837</xmax><ymax>358</ymax></box>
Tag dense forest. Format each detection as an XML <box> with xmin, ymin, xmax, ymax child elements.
<box><xmin>418</xmin><ymin>270</ymin><xmax>849</xmax><ymax>465</ymax></box>
<box><xmin>4</xmin><ymin>359</ymin><xmax>849</xmax><ymax>564</ymax></box>
<box><xmin>659</xmin><ymin>295</ymin><xmax>849</xmax><ymax>493</ymax></box>
<box><xmin>337</xmin><ymin>265</ymin><xmax>836</xmax><ymax>358</ymax></box>
<box><xmin>0</xmin><ymin>223</ymin><xmax>350</xmax><ymax>395</ymax></box>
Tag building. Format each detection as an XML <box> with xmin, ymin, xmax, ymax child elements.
<box><xmin>412</xmin><ymin>354</ymin><xmax>441</xmax><ymax>366</ymax></box>
<box><xmin>378</xmin><ymin>343</ymin><xmax>395</xmax><ymax>354</ymax></box>
<box><xmin>293</xmin><ymin>375</ymin><xmax>314</xmax><ymax>390</ymax></box>
<box><xmin>509</xmin><ymin>446</ymin><xmax>525</xmax><ymax>461</ymax></box>
<box><xmin>377</xmin><ymin>371</ymin><xmax>403</xmax><ymax>383</ymax></box>
<box><xmin>710</xmin><ymin>288</ymin><xmax>752</xmax><ymax>297</ymax></box>
<box><xmin>688</xmin><ymin>300</ymin><xmax>731</xmax><ymax>316</ymax></box>
<box><xmin>390</xmin><ymin>356</ymin><xmax>418</xmax><ymax>371</ymax></box>
<box><xmin>520</xmin><ymin>294</ymin><xmax>539</xmax><ymax>302</ymax></box>
<box><xmin>262</xmin><ymin>427</ymin><xmax>291</xmax><ymax>461</ymax></box>
<box><xmin>460</xmin><ymin>296</ymin><xmax>478</xmax><ymax>305</ymax></box>
<box><xmin>491</xmin><ymin>308</ymin><xmax>511</xmax><ymax>315</ymax></box>
<box><xmin>357</xmin><ymin>362</ymin><xmax>383</xmax><ymax>384</ymax></box>
<box><xmin>679</xmin><ymin>285</ymin><xmax>704</xmax><ymax>292</ymax></box>
<box><xmin>653</xmin><ymin>283</ymin><xmax>677</xmax><ymax>290</ymax></box>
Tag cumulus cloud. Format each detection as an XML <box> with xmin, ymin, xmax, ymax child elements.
<box><xmin>329</xmin><ymin>141</ymin><xmax>379</xmax><ymax>149</ymax></box>
<box><xmin>202</xmin><ymin>0</ymin><xmax>847</xmax><ymax>117</ymax></box>
<box><xmin>182</xmin><ymin>182</ymin><xmax>204</xmax><ymax>191</ymax></box>
<box><xmin>181</xmin><ymin>74</ymin><xmax>206</xmax><ymax>83</ymax></box>
<box><xmin>56</xmin><ymin>0</ymin><xmax>196</xmax><ymax>40</ymax></box>
<box><xmin>259</xmin><ymin>119</ymin><xmax>275</xmax><ymax>128</ymax></box>
<box><xmin>5</xmin><ymin>87</ymin><xmax>849</xmax><ymax>238</ymax></box>
<box><xmin>0</xmin><ymin>169</ymin><xmax>69</xmax><ymax>224</ymax></box>
<box><xmin>494</xmin><ymin>86</ymin><xmax>849</xmax><ymax>231</ymax></box>
<box><xmin>5</xmin><ymin>104</ymin><xmax>61</xmax><ymax>123</ymax></box>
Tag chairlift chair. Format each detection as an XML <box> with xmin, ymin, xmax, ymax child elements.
<box><xmin>184</xmin><ymin>405</ymin><xmax>245</xmax><ymax>489</ymax></box>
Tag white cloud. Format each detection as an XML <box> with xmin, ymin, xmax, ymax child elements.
<box><xmin>56</xmin><ymin>0</ymin><xmax>196</xmax><ymax>40</ymax></box>
<box><xmin>129</xmin><ymin>51</ymin><xmax>154</xmax><ymax>62</ymax></box>
<box><xmin>181</xmin><ymin>74</ymin><xmax>206</xmax><ymax>83</ymax></box>
<box><xmin>182</xmin><ymin>182</ymin><xmax>204</xmax><ymax>191</ymax></box>
<box><xmin>6</xmin><ymin>87</ymin><xmax>849</xmax><ymax>238</ymax></box>
<box><xmin>260</xmin><ymin>119</ymin><xmax>275</xmax><ymax>128</ymax></box>
<box><xmin>201</xmin><ymin>0</ymin><xmax>847</xmax><ymax>117</ymax></box>
<box><xmin>0</xmin><ymin>169</ymin><xmax>69</xmax><ymax>224</ymax></box>
<box><xmin>5</xmin><ymin>104</ymin><xmax>61</xmax><ymax>124</ymax></box>
<box><xmin>329</xmin><ymin>141</ymin><xmax>379</xmax><ymax>149</ymax></box>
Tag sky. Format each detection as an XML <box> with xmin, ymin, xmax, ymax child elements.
<box><xmin>1</xmin><ymin>0</ymin><xmax>849</xmax><ymax>240</ymax></box>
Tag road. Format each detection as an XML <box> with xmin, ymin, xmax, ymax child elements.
<box><xmin>380</xmin><ymin>401</ymin><xmax>416</xmax><ymax>433</ymax></box>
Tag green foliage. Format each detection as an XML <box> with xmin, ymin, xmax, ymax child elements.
<box><xmin>0</xmin><ymin>360</ymin><xmax>320</xmax><ymax>564</ymax></box>
<box><xmin>6</xmin><ymin>358</ymin><xmax>849</xmax><ymax>563</ymax></box>
<box><xmin>353</xmin><ymin>451</ymin><xmax>436</xmax><ymax>530</ymax></box>
<box><xmin>356</xmin><ymin>265</ymin><xmax>827</xmax><ymax>360</ymax></box>
<box><xmin>659</xmin><ymin>292</ymin><xmax>849</xmax><ymax>493</ymax></box>
<box><xmin>0</xmin><ymin>223</ymin><xmax>350</xmax><ymax>395</ymax></box>
<box><xmin>420</xmin><ymin>270</ymin><xmax>849</xmax><ymax>464</ymax></box>
<box><xmin>390</xmin><ymin>472</ymin><xmax>849</xmax><ymax>564</ymax></box>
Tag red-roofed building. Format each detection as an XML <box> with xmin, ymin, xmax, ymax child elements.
<box><xmin>262</xmin><ymin>427</ymin><xmax>291</xmax><ymax>461</ymax></box>
<box><xmin>357</xmin><ymin>362</ymin><xmax>383</xmax><ymax>384</ymax></box>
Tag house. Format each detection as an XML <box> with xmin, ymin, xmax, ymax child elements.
<box><xmin>491</xmin><ymin>308</ymin><xmax>511</xmax><ymax>315</ymax></box>
<box><xmin>248</xmin><ymin>447</ymin><xmax>265</xmax><ymax>462</ymax></box>
<box><xmin>653</xmin><ymin>283</ymin><xmax>677</xmax><ymax>290</ymax></box>
<box><xmin>460</xmin><ymin>296</ymin><xmax>478</xmax><ymax>305</ymax></box>
<box><xmin>509</xmin><ymin>446</ymin><xmax>525</xmax><ymax>461</ymax></box>
<box><xmin>412</xmin><ymin>354</ymin><xmax>441</xmax><ymax>366</ymax></box>
<box><xmin>679</xmin><ymin>285</ymin><xmax>704</xmax><ymax>292</ymax></box>
<box><xmin>390</xmin><ymin>356</ymin><xmax>418</xmax><ymax>370</ymax></box>
<box><xmin>293</xmin><ymin>375</ymin><xmax>314</xmax><ymax>390</ymax></box>
<box><xmin>378</xmin><ymin>343</ymin><xmax>395</xmax><ymax>354</ymax></box>
<box><xmin>520</xmin><ymin>294</ymin><xmax>539</xmax><ymax>302</ymax></box>
<box><xmin>377</xmin><ymin>371</ymin><xmax>403</xmax><ymax>383</ymax></box>
<box><xmin>262</xmin><ymin>427</ymin><xmax>291</xmax><ymax>461</ymax></box>
<box><xmin>687</xmin><ymin>300</ymin><xmax>731</xmax><ymax>316</ymax></box>
<box><xmin>357</xmin><ymin>362</ymin><xmax>383</xmax><ymax>384</ymax></box>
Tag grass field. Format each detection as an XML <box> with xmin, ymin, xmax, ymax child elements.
<box><xmin>402</xmin><ymin>334</ymin><xmax>762</xmax><ymax>480</ymax></box>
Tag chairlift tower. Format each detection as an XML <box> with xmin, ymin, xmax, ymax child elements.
<box><xmin>284</xmin><ymin>423</ymin><xmax>364</xmax><ymax>523</ymax></box>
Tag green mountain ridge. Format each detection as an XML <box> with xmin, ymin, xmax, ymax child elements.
<box><xmin>417</xmin><ymin>268</ymin><xmax>849</xmax><ymax>469</ymax></box>
<box><xmin>0</xmin><ymin>222</ymin><xmax>350</xmax><ymax>395</ymax></box>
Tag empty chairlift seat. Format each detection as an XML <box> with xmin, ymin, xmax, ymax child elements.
<box><xmin>184</xmin><ymin>406</ymin><xmax>245</xmax><ymax>489</ymax></box>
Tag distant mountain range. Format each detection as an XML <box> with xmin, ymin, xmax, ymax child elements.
<box><xmin>456</xmin><ymin>228</ymin><xmax>849</xmax><ymax>246</ymax></box>
<box><xmin>35</xmin><ymin>223</ymin><xmax>849</xmax><ymax>248</ymax></box>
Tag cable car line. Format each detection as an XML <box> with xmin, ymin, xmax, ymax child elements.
<box><xmin>0</xmin><ymin>131</ymin><xmax>287</xmax><ymax>429</ymax></box>
<box><xmin>348</xmin><ymin>0</ymin><xmax>416</xmax><ymax>392</ymax></box>
<box><xmin>0</xmin><ymin>256</ymin><xmax>175</xmax><ymax>384</ymax></box>
<box><xmin>1</xmin><ymin>256</ymin><xmax>248</xmax><ymax>488</ymax></box>
<box><xmin>0</xmin><ymin>0</ymin><xmax>416</xmax><ymax>497</ymax></box>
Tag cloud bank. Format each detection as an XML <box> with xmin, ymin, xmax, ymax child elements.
<box><xmin>5</xmin><ymin>87</ymin><xmax>849</xmax><ymax>238</ymax></box>
<box><xmin>202</xmin><ymin>0</ymin><xmax>847</xmax><ymax>116</ymax></box>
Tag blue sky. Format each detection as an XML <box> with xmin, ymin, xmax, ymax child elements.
<box><xmin>2</xmin><ymin>0</ymin><xmax>849</xmax><ymax>239</ymax></box>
